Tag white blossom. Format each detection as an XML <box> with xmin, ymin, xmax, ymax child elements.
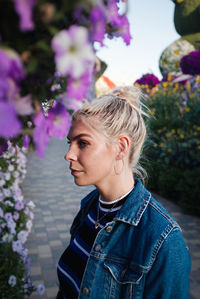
<box><xmin>18</xmin><ymin>230</ymin><xmax>28</xmax><ymax>244</ymax></box>
<box><xmin>8</xmin><ymin>275</ymin><xmax>17</xmax><ymax>287</ymax></box>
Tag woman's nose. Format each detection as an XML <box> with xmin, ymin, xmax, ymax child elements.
<box><xmin>64</xmin><ymin>146</ymin><xmax>77</xmax><ymax>162</ymax></box>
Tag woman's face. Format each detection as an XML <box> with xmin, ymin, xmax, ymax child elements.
<box><xmin>65</xmin><ymin>118</ymin><xmax>117</xmax><ymax>189</ymax></box>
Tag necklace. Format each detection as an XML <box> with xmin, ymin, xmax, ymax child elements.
<box><xmin>94</xmin><ymin>188</ymin><xmax>134</xmax><ymax>229</ymax></box>
<box><xmin>94</xmin><ymin>200</ymin><xmax>119</xmax><ymax>230</ymax></box>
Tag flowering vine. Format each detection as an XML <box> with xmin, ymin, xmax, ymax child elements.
<box><xmin>0</xmin><ymin>0</ymin><xmax>131</xmax><ymax>296</ymax></box>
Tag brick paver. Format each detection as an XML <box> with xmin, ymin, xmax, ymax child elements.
<box><xmin>23</xmin><ymin>138</ymin><xmax>200</xmax><ymax>299</ymax></box>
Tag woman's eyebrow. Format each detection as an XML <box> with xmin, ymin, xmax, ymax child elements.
<box><xmin>67</xmin><ymin>133</ymin><xmax>92</xmax><ymax>141</ymax></box>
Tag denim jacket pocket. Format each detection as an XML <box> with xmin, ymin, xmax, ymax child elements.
<box><xmin>103</xmin><ymin>261</ymin><xmax>144</xmax><ymax>299</ymax></box>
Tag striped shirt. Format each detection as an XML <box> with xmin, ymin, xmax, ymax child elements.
<box><xmin>57</xmin><ymin>191</ymin><xmax>131</xmax><ymax>298</ymax></box>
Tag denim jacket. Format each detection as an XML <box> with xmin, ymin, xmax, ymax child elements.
<box><xmin>67</xmin><ymin>179</ymin><xmax>191</xmax><ymax>299</ymax></box>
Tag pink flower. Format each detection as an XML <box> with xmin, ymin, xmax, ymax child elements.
<box><xmin>13</xmin><ymin>0</ymin><xmax>37</xmax><ymax>31</ymax></box>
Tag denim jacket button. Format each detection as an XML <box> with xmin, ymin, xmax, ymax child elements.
<box><xmin>95</xmin><ymin>244</ymin><xmax>101</xmax><ymax>251</ymax></box>
<box><xmin>106</xmin><ymin>225</ymin><xmax>113</xmax><ymax>232</ymax></box>
<box><xmin>82</xmin><ymin>287</ymin><xmax>90</xmax><ymax>295</ymax></box>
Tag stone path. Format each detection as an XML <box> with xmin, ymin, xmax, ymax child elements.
<box><xmin>23</xmin><ymin>138</ymin><xmax>200</xmax><ymax>299</ymax></box>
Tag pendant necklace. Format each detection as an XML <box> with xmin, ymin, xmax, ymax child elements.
<box><xmin>95</xmin><ymin>199</ymin><xmax>119</xmax><ymax>230</ymax></box>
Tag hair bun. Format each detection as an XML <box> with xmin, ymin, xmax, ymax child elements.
<box><xmin>110</xmin><ymin>86</ymin><xmax>142</xmax><ymax>109</ymax></box>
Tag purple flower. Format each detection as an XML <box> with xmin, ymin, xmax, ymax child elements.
<box><xmin>47</xmin><ymin>102</ymin><xmax>70</xmax><ymax>139</ymax></box>
<box><xmin>33</xmin><ymin>103</ymin><xmax>70</xmax><ymax>157</ymax></box>
<box><xmin>113</xmin><ymin>16</ymin><xmax>132</xmax><ymax>45</ymax></box>
<box><xmin>15</xmin><ymin>200</ymin><xmax>25</xmax><ymax>211</ymax></box>
<box><xmin>13</xmin><ymin>211</ymin><xmax>20</xmax><ymax>221</ymax></box>
<box><xmin>67</xmin><ymin>70</ymin><xmax>92</xmax><ymax>100</ymax></box>
<box><xmin>23</xmin><ymin>135</ymin><xmax>30</xmax><ymax>148</ymax></box>
<box><xmin>107</xmin><ymin>1</ymin><xmax>120</xmax><ymax>24</ymax></box>
<box><xmin>13</xmin><ymin>0</ymin><xmax>37</xmax><ymax>31</ymax></box>
<box><xmin>0</xmin><ymin>102</ymin><xmax>22</xmax><ymax>138</ymax></box>
<box><xmin>51</xmin><ymin>26</ymin><xmax>95</xmax><ymax>78</ymax></box>
<box><xmin>0</xmin><ymin>48</ymin><xmax>25</xmax><ymax>83</ymax></box>
<box><xmin>0</xmin><ymin>49</ymin><xmax>11</xmax><ymax>78</ymax></box>
<box><xmin>33</xmin><ymin>111</ymin><xmax>50</xmax><ymax>157</ymax></box>
<box><xmin>135</xmin><ymin>73</ymin><xmax>160</xmax><ymax>89</ymax></box>
<box><xmin>90</xmin><ymin>7</ymin><xmax>106</xmax><ymax>45</ymax></box>
<box><xmin>180</xmin><ymin>50</ymin><xmax>200</xmax><ymax>75</ymax></box>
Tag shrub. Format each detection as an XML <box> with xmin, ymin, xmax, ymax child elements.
<box><xmin>139</xmin><ymin>75</ymin><xmax>200</xmax><ymax>216</ymax></box>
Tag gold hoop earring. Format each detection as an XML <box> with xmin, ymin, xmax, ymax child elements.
<box><xmin>114</xmin><ymin>159</ymin><xmax>124</xmax><ymax>175</ymax></box>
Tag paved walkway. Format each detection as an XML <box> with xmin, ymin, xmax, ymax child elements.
<box><xmin>23</xmin><ymin>138</ymin><xmax>200</xmax><ymax>299</ymax></box>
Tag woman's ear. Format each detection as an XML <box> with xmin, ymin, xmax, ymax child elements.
<box><xmin>116</xmin><ymin>135</ymin><xmax>131</xmax><ymax>160</ymax></box>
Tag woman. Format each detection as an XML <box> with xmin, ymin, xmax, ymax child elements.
<box><xmin>57</xmin><ymin>86</ymin><xmax>191</xmax><ymax>299</ymax></box>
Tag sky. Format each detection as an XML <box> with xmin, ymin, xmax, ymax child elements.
<box><xmin>96</xmin><ymin>0</ymin><xmax>180</xmax><ymax>85</ymax></box>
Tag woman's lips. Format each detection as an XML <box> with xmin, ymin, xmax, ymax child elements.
<box><xmin>70</xmin><ymin>168</ymin><xmax>83</xmax><ymax>176</ymax></box>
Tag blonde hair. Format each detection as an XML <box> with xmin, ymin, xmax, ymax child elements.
<box><xmin>73</xmin><ymin>86</ymin><xmax>148</xmax><ymax>181</ymax></box>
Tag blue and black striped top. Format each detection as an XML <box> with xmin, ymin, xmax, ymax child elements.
<box><xmin>57</xmin><ymin>191</ymin><xmax>130</xmax><ymax>298</ymax></box>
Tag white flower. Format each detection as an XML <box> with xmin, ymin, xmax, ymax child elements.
<box><xmin>37</xmin><ymin>283</ymin><xmax>45</xmax><ymax>296</ymax></box>
<box><xmin>5</xmin><ymin>200</ymin><xmax>14</xmax><ymax>207</ymax></box>
<box><xmin>0</xmin><ymin>179</ymin><xmax>5</xmax><ymax>187</ymax></box>
<box><xmin>5</xmin><ymin>172</ymin><xmax>11</xmax><ymax>181</ymax></box>
<box><xmin>8</xmin><ymin>164</ymin><xmax>14</xmax><ymax>172</ymax></box>
<box><xmin>12</xmin><ymin>239</ymin><xmax>23</xmax><ymax>253</ymax></box>
<box><xmin>2</xmin><ymin>233</ymin><xmax>13</xmax><ymax>242</ymax></box>
<box><xmin>4</xmin><ymin>212</ymin><xmax>13</xmax><ymax>222</ymax></box>
<box><xmin>3</xmin><ymin>188</ymin><xmax>11</xmax><ymax>197</ymax></box>
<box><xmin>8</xmin><ymin>275</ymin><xmax>17</xmax><ymax>287</ymax></box>
<box><xmin>26</xmin><ymin>220</ymin><xmax>32</xmax><ymax>232</ymax></box>
<box><xmin>17</xmin><ymin>230</ymin><xmax>28</xmax><ymax>244</ymax></box>
<box><xmin>51</xmin><ymin>25</ymin><xmax>95</xmax><ymax>78</ymax></box>
<box><xmin>27</xmin><ymin>201</ymin><xmax>35</xmax><ymax>209</ymax></box>
<box><xmin>13</xmin><ymin>171</ymin><xmax>19</xmax><ymax>178</ymax></box>
<box><xmin>7</xmin><ymin>219</ymin><xmax>16</xmax><ymax>234</ymax></box>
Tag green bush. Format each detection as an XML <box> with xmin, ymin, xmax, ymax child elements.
<box><xmin>140</xmin><ymin>75</ymin><xmax>200</xmax><ymax>216</ymax></box>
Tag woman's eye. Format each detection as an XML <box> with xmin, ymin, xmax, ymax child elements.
<box><xmin>78</xmin><ymin>140</ymin><xmax>89</xmax><ymax>148</ymax></box>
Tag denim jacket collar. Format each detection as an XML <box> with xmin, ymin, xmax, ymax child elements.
<box><xmin>113</xmin><ymin>178</ymin><xmax>151</xmax><ymax>226</ymax></box>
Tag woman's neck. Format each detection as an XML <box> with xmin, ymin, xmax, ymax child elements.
<box><xmin>96</xmin><ymin>170</ymin><xmax>134</xmax><ymax>203</ymax></box>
